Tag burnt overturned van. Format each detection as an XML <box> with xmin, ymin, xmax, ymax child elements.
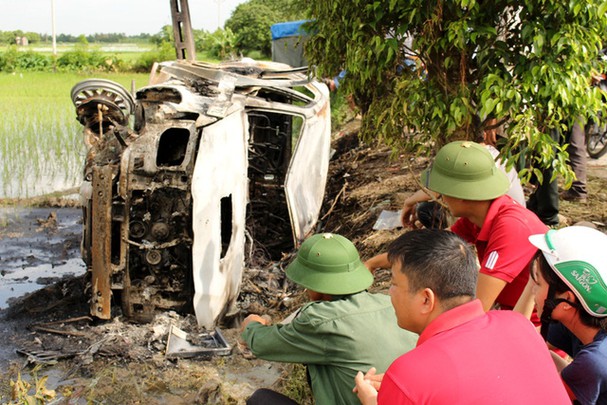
<box><xmin>71</xmin><ymin>60</ymin><xmax>331</xmax><ymax>328</ymax></box>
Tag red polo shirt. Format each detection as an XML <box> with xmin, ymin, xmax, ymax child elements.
<box><xmin>377</xmin><ymin>300</ymin><xmax>570</xmax><ymax>404</ymax></box>
<box><xmin>450</xmin><ymin>195</ymin><xmax>547</xmax><ymax>310</ymax></box>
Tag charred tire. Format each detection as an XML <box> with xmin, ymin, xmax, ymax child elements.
<box><xmin>71</xmin><ymin>79</ymin><xmax>136</xmax><ymax>126</ymax></box>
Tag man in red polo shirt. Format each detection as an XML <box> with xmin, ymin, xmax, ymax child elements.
<box><xmin>366</xmin><ymin>141</ymin><xmax>547</xmax><ymax>319</ymax></box>
<box><xmin>354</xmin><ymin>229</ymin><xmax>570</xmax><ymax>404</ymax></box>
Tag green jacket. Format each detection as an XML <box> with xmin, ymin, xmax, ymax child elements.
<box><xmin>242</xmin><ymin>292</ymin><xmax>418</xmax><ymax>405</ymax></box>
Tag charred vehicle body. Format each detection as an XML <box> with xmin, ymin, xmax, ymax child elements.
<box><xmin>71</xmin><ymin>60</ymin><xmax>331</xmax><ymax>328</ymax></box>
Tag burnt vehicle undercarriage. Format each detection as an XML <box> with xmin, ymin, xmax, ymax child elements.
<box><xmin>71</xmin><ymin>61</ymin><xmax>331</xmax><ymax>328</ymax></box>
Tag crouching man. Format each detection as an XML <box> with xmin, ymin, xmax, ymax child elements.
<box><xmin>241</xmin><ymin>233</ymin><xmax>418</xmax><ymax>405</ymax></box>
<box><xmin>354</xmin><ymin>229</ymin><xmax>570</xmax><ymax>404</ymax></box>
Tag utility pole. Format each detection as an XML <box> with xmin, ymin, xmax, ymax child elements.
<box><xmin>217</xmin><ymin>0</ymin><xmax>223</xmax><ymax>30</ymax></box>
<box><xmin>51</xmin><ymin>0</ymin><xmax>57</xmax><ymax>56</ymax></box>
<box><xmin>169</xmin><ymin>0</ymin><xmax>196</xmax><ymax>61</ymax></box>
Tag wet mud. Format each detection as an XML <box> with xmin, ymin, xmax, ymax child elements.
<box><xmin>0</xmin><ymin>207</ymin><xmax>85</xmax><ymax>366</ymax></box>
<box><xmin>0</xmin><ymin>207</ymin><xmax>85</xmax><ymax>310</ymax></box>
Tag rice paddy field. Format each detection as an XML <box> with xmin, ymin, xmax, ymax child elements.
<box><xmin>2</xmin><ymin>42</ymin><xmax>155</xmax><ymax>63</ymax></box>
<box><xmin>0</xmin><ymin>71</ymin><xmax>149</xmax><ymax>199</ymax></box>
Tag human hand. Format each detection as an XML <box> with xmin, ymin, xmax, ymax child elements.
<box><xmin>400</xmin><ymin>201</ymin><xmax>418</xmax><ymax>228</ymax></box>
<box><xmin>513</xmin><ymin>276</ymin><xmax>538</xmax><ymax>320</ymax></box>
<box><xmin>362</xmin><ymin>367</ymin><xmax>384</xmax><ymax>390</ymax></box>
<box><xmin>353</xmin><ymin>369</ymin><xmax>379</xmax><ymax>405</ymax></box>
<box><xmin>401</xmin><ymin>190</ymin><xmax>435</xmax><ymax>228</ymax></box>
<box><xmin>241</xmin><ymin>314</ymin><xmax>270</xmax><ymax>332</ymax></box>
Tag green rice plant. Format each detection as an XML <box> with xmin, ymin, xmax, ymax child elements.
<box><xmin>0</xmin><ymin>71</ymin><xmax>149</xmax><ymax>199</ymax></box>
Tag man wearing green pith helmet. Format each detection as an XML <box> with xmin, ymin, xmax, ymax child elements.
<box><xmin>366</xmin><ymin>141</ymin><xmax>547</xmax><ymax>323</ymax></box>
<box><xmin>241</xmin><ymin>233</ymin><xmax>418</xmax><ymax>405</ymax></box>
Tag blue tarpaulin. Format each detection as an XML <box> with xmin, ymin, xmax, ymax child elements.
<box><xmin>270</xmin><ymin>20</ymin><xmax>310</xmax><ymax>40</ymax></box>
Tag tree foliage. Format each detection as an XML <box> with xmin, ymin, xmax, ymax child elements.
<box><xmin>226</xmin><ymin>0</ymin><xmax>302</xmax><ymax>57</ymax></box>
<box><xmin>304</xmin><ymin>0</ymin><xmax>607</xmax><ymax>183</ymax></box>
<box><xmin>196</xmin><ymin>28</ymin><xmax>237</xmax><ymax>60</ymax></box>
<box><xmin>0</xmin><ymin>30</ymin><xmax>157</xmax><ymax>45</ymax></box>
<box><xmin>0</xmin><ymin>30</ymin><xmax>36</xmax><ymax>45</ymax></box>
<box><xmin>56</xmin><ymin>42</ymin><xmax>117</xmax><ymax>72</ymax></box>
<box><xmin>150</xmin><ymin>25</ymin><xmax>174</xmax><ymax>47</ymax></box>
<box><xmin>131</xmin><ymin>41</ymin><xmax>176</xmax><ymax>72</ymax></box>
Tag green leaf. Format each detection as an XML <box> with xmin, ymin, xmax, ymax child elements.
<box><xmin>533</xmin><ymin>34</ymin><xmax>545</xmax><ymax>54</ymax></box>
<box><xmin>532</xmin><ymin>168</ymin><xmax>544</xmax><ymax>185</ymax></box>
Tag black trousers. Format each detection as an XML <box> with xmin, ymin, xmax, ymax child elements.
<box><xmin>527</xmin><ymin>129</ymin><xmax>560</xmax><ymax>226</ymax></box>
<box><xmin>566</xmin><ymin>120</ymin><xmax>587</xmax><ymax>197</ymax></box>
<box><xmin>246</xmin><ymin>388</ymin><xmax>299</xmax><ymax>405</ymax></box>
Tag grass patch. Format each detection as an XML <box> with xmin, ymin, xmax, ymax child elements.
<box><xmin>275</xmin><ymin>364</ymin><xmax>313</xmax><ymax>404</ymax></box>
<box><xmin>3</xmin><ymin>43</ymin><xmax>154</xmax><ymax>55</ymax></box>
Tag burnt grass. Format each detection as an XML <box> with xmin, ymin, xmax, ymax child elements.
<box><xmin>1</xmin><ymin>118</ymin><xmax>607</xmax><ymax>404</ymax></box>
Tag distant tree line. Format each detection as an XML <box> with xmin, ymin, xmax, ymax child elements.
<box><xmin>0</xmin><ymin>30</ymin><xmax>154</xmax><ymax>45</ymax></box>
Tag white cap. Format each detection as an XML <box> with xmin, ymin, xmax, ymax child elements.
<box><xmin>529</xmin><ymin>226</ymin><xmax>607</xmax><ymax>317</ymax></box>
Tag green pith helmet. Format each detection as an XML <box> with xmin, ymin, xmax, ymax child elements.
<box><xmin>286</xmin><ymin>233</ymin><xmax>373</xmax><ymax>295</ymax></box>
<box><xmin>420</xmin><ymin>141</ymin><xmax>509</xmax><ymax>200</ymax></box>
<box><xmin>529</xmin><ymin>226</ymin><xmax>607</xmax><ymax>317</ymax></box>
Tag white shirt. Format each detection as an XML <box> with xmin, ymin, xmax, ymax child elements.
<box><xmin>486</xmin><ymin>145</ymin><xmax>526</xmax><ymax>206</ymax></box>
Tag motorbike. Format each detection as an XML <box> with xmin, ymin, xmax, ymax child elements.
<box><xmin>586</xmin><ymin>74</ymin><xmax>607</xmax><ymax>159</ymax></box>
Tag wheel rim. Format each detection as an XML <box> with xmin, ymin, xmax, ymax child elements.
<box><xmin>71</xmin><ymin>79</ymin><xmax>135</xmax><ymax>126</ymax></box>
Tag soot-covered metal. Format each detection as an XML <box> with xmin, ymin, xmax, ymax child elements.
<box><xmin>71</xmin><ymin>59</ymin><xmax>331</xmax><ymax>328</ymax></box>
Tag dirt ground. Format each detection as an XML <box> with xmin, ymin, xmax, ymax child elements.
<box><xmin>1</xmin><ymin>118</ymin><xmax>607</xmax><ymax>404</ymax></box>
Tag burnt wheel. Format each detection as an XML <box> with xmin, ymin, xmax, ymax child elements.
<box><xmin>71</xmin><ymin>79</ymin><xmax>135</xmax><ymax>127</ymax></box>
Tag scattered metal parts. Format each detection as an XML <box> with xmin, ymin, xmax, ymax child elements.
<box><xmin>39</xmin><ymin>315</ymin><xmax>93</xmax><ymax>324</ymax></box>
<box><xmin>29</xmin><ymin>326</ymin><xmax>86</xmax><ymax>337</ymax></box>
<box><xmin>16</xmin><ymin>349</ymin><xmax>79</xmax><ymax>365</ymax></box>
<box><xmin>29</xmin><ymin>315</ymin><xmax>93</xmax><ymax>337</ymax></box>
<box><xmin>165</xmin><ymin>325</ymin><xmax>231</xmax><ymax>359</ymax></box>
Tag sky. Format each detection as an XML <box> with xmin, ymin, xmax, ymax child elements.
<box><xmin>0</xmin><ymin>0</ymin><xmax>248</xmax><ymax>36</ymax></box>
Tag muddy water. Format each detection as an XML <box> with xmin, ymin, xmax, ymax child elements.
<box><xmin>0</xmin><ymin>207</ymin><xmax>85</xmax><ymax>309</ymax></box>
<box><xmin>0</xmin><ymin>172</ymin><xmax>81</xmax><ymax>200</ymax></box>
